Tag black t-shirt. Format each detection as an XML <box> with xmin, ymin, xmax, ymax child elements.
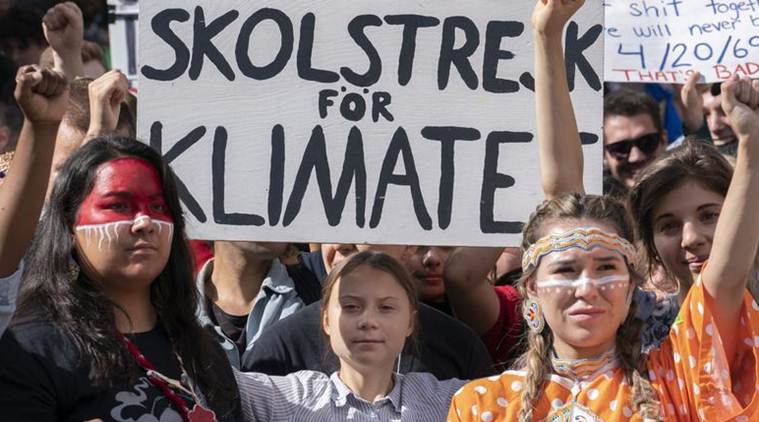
<box><xmin>242</xmin><ymin>301</ymin><xmax>496</xmax><ymax>380</ymax></box>
<box><xmin>209</xmin><ymin>298</ymin><xmax>249</xmax><ymax>355</ymax></box>
<box><xmin>0</xmin><ymin>317</ymin><xmax>238</xmax><ymax>422</ymax></box>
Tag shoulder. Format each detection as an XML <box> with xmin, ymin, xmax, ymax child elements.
<box><xmin>257</xmin><ymin>301</ymin><xmax>320</xmax><ymax>338</ymax></box>
<box><xmin>417</xmin><ymin>303</ymin><xmax>479</xmax><ymax>338</ymax></box>
<box><xmin>402</xmin><ymin>372</ymin><xmax>468</xmax><ymax>398</ymax></box>
<box><xmin>493</xmin><ymin>285</ymin><xmax>520</xmax><ymax>302</ymax></box>
<box><xmin>449</xmin><ymin>372</ymin><xmax>526</xmax><ymax>417</ymax></box>
<box><xmin>299</xmin><ymin>251</ymin><xmax>327</xmax><ymax>282</ymax></box>
<box><xmin>236</xmin><ymin>369</ymin><xmax>331</xmax><ymax>400</ymax></box>
<box><xmin>4</xmin><ymin>316</ymin><xmax>75</xmax><ymax>362</ymax></box>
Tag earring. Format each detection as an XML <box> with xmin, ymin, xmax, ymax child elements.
<box><xmin>67</xmin><ymin>258</ymin><xmax>80</xmax><ymax>283</ymax></box>
<box><xmin>522</xmin><ymin>297</ymin><xmax>545</xmax><ymax>333</ymax></box>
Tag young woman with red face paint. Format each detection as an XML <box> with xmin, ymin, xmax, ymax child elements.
<box><xmin>0</xmin><ymin>137</ymin><xmax>241</xmax><ymax>421</ymax></box>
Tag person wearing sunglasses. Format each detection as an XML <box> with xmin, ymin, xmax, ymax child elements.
<box><xmin>603</xmin><ymin>89</ymin><xmax>667</xmax><ymax>189</ymax></box>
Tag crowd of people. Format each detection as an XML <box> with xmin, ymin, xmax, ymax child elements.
<box><xmin>0</xmin><ymin>0</ymin><xmax>758</xmax><ymax>421</ymax></box>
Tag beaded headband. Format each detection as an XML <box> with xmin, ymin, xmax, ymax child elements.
<box><xmin>522</xmin><ymin>227</ymin><xmax>636</xmax><ymax>271</ymax></box>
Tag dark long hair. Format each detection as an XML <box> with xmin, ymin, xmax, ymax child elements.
<box><xmin>16</xmin><ymin>137</ymin><xmax>239</xmax><ymax>417</ymax></box>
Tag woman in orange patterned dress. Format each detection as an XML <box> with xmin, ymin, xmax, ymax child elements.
<box><xmin>448</xmin><ymin>1</ymin><xmax>759</xmax><ymax>421</ymax></box>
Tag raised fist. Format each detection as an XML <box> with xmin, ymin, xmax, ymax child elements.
<box><xmin>87</xmin><ymin>70</ymin><xmax>129</xmax><ymax>137</ymax></box>
<box><xmin>532</xmin><ymin>0</ymin><xmax>585</xmax><ymax>37</ymax></box>
<box><xmin>42</xmin><ymin>2</ymin><xmax>84</xmax><ymax>59</ymax></box>
<box><xmin>721</xmin><ymin>76</ymin><xmax>759</xmax><ymax>143</ymax></box>
<box><xmin>14</xmin><ymin>65</ymin><xmax>69</xmax><ymax>125</ymax></box>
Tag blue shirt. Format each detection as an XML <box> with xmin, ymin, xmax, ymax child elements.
<box><xmin>196</xmin><ymin>259</ymin><xmax>305</xmax><ymax>368</ymax></box>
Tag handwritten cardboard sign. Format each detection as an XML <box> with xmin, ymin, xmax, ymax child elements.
<box><xmin>138</xmin><ymin>0</ymin><xmax>604</xmax><ymax>246</ymax></box>
<box><xmin>605</xmin><ymin>0</ymin><xmax>759</xmax><ymax>83</ymax></box>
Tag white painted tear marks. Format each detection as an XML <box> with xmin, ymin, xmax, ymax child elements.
<box><xmin>76</xmin><ymin>218</ymin><xmax>174</xmax><ymax>251</ymax></box>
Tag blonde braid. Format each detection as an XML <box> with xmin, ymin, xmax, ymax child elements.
<box><xmin>616</xmin><ymin>298</ymin><xmax>661</xmax><ymax>420</ymax></box>
<box><xmin>516</xmin><ymin>327</ymin><xmax>552</xmax><ymax>422</ymax></box>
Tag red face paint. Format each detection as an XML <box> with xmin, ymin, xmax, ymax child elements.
<box><xmin>76</xmin><ymin>157</ymin><xmax>173</xmax><ymax>226</ymax></box>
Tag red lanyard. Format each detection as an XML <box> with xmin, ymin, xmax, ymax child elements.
<box><xmin>119</xmin><ymin>333</ymin><xmax>194</xmax><ymax>421</ymax></box>
<box><xmin>119</xmin><ymin>334</ymin><xmax>219</xmax><ymax>422</ymax></box>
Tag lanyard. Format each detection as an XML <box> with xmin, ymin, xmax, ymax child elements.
<box><xmin>119</xmin><ymin>334</ymin><xmax>217</xmax><ymax>422</ymax></box>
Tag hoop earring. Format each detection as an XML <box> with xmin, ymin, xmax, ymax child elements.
<box><xmin>523</xmin><ymin>297</ymin><xmax>545</xmax><ymax>333</ymax></box>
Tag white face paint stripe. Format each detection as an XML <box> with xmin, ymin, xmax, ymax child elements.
<box><xmin>75</xmin><ymin>219</ymin><xmax>174</xmax><ymax>251</ymax></box>
<box><xmin>535</xmin><ymin>274</ymin><xmax>630</xmax><ymax>290</ymax></box>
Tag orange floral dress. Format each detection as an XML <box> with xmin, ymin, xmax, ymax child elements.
<box><xmin>448</xmin><ymin>280</ymin><xmax>759</xmax><ymax>421</ymax></box>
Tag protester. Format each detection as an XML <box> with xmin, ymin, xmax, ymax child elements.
<box><xmin>196</xmin><ymin>241</ymin><xmax>320</xmax><ymax>367</ymax></box>
<box><xmin>535</xmin><ymin>7</ymin><xmax>759</xmax><ymax>353</ymax></box>
<box><xmin>0</xmin><ymin>134</ymin><xmax>241</xmax><ymax>420</ymax></box>
<box><xmin>405</xmin><ymin>245</ymin><xmax>453</xmax><ymax>314</ymax></box>
<box><xmin>0</xmin><ymin>65</ymin><xmax>63</xmax><ymax>338</ymax></box>
<box><xmin>444</xmin><ymin>247</ymin><xmax>523</xmax><ymax>368</ymax></box>
<box><xmin>0</xmin><ymin>6</ymin><xmax>47</xmax><ymax>67</ymax></box>
<box><xmin>603</xmin><ymin>89</ymin><xmax>668</xmax><ymax>191</ymax></box>
<box><xmin>449</xmin><ymin>2</ymin><xmax>759</xmax><ymax>420</ymax></box>
<box><xmin>235</xmin><ymin>251</ymin><xmax>466</xmax><ymax>421</ymax></box>
<box><xmin>680</xmin><ymin>72</ymin><xmax>739</xmax><ymax>156</ymax></box>
<box><xmin>244</xmin><ymin>243</ymin><xmax>495</xmax><ymax>380</ymax></box>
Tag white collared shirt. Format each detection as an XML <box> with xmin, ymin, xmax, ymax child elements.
<box><xmin>234</xmin><ymin>369</ymin><xmax>466</xmax><ymax>421</ymax></box>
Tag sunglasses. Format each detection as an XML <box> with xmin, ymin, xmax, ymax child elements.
<box><xmin>605</xmin><ymin>132</ymin><xmax>662</xmax><ymax>160</ymax></box>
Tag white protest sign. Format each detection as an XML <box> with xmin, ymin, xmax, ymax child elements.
<box><xmin>107</xmin><ymin>0</ymin><xmax>139</xmax><ymax>88</ymax></box>
<box><xmin>605</xmin><ymin>0</ymin><xmax>759</xmax><ymax>83</ymax></box>
<box><xmin>138</xmin><ymin>0</ymin><xmax>604</xmax><ymax>246</ymax></box>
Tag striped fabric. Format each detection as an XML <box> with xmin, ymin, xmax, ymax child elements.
<box><xmin>234</xmin><ymin>369</ymin><xmax>466</xmax><ymax>421</ymax></box>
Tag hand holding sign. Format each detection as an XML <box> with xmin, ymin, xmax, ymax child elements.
<box><xmin>14</xmin><ymin>65</ymin><xmax>68</xmax><ymax>125</ymax></box>
<box><xmin>86</xmin><ymin>70</ymin><xmax>129</xmax><ymax>139</ymax></box>
<box><xmin>722</xmin><ymin>76</ymin><xmax>759</xmax><ymax>143</ymax></box>
<box><xmin>532</xmin><ymin>0</ymin><xmax>585</xmax><ymax>37</ymax></box>
<box><xmin>42</xmin><ymin>2</ymin><xmax>84</xmax><ymax>80</ymax></box>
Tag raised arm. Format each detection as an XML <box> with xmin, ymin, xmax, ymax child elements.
<box><xmin>0</xmin><ymin>66</ymin><xmax>68</xmax><ymax>276</ymax></box>
<box><xmin>42</xmin><ymin>2</ymin><xmax>84</xmax><ymax>81</ymax></box>
<box><xmin>533</xmin><ymin>0</ymin><xmax>585</xmax><ymax>199</ymax></box>
<box><xmin>702</xmin><ymin>76</ymin><xmax>759</xmax><ymax>362</ymax></box>
<box><xmin>443</xmin><ymin>247</ymin><xmax>502</xmax><ymax>334</ymax></box>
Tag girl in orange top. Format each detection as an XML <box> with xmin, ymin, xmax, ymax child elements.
<box><xmin>448</xmin><ymin>0</ymin><xmax>759</xmax><ymax>420</ymax></box>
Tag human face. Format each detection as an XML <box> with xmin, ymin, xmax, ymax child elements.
<box><xmin>702</xmin><ymin>92</ymin><xmax>737</xmax><ymax>146</ymax></box>
<box><xmin>603</xmin><ymin>114</ymin><xmax>666</xmax><ymax>188</ymax></box>
<box><xmin>529</xmin><ymin>220</ymin><xmax>633</xmax><ymax>359</ymax></box>
<box><xmin>652</xmin><ymin>180</ymin><xmax>724</xmax><ymax>288</ymax></box>
<box><xmin>74</xmin><ymin>158</ymin><xmax>173</xmax><ymax>293</ymax></box>
<box><xmin>322</xmin><ymin>265</ymin><xmax>414</xmax><ymax>372</ymax></box>
<box><xmin>321</xmin><ymin>243</ymin><xmax>409</xmax><ymax>273</ymax></box>
<box><xmin>406</xmin><ymin>246</ymin><xmax>452</xmax><ymax>303</ymax></box>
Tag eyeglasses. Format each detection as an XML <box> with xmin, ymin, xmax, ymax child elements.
<box><xmin>605</xmin><ymin>132</ymin><xmax>662</xmax><ymax>160</ymax></box>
